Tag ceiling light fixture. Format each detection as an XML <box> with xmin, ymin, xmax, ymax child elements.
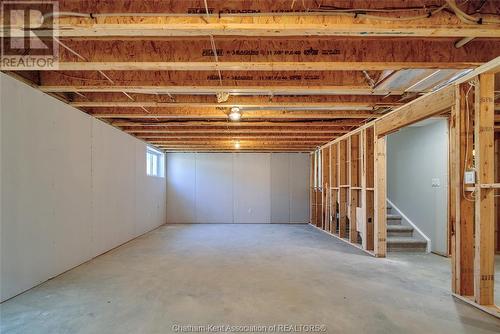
<box><xmin>228</xmin><ymin>107</ymin><xmax>241</xmax><ymax>121</ymax></box>
<box><xmin>234</xmin><ymin>140</ymin><xmax>241</xmax><ymax>149</ymax></box>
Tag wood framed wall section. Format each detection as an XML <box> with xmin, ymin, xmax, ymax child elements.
<box><xmin>496</xmin><ymin>133</ymin><xmax>500</xmax><ymax>254</ymax></box>
<box><xmin>310</xmin><ymin>125</ymin><xmax>377</xmax><ymax>255</ymax></box>
<box><xmin>310</xmin><ymin>57</ymin><xmax>500</xmax><ymax>317</ymax></box>
<box><xmin>310</xmin><ymin>154</ymin><xmax>316</xmax><ymax>226</ymax></box>
<box><xmin>322</xmin><ymin>147</ymin><xmax>331</xmax><ymax>231</ymax></box>
<box><xmin>330</xmin><ymin>144</ymin><xmax>339</xmax><ymax>235</ymax></box>
<box><xmin>449</xmin><ymin>70</ymin><xmax>499</xmax><ymax>317</ymax></box>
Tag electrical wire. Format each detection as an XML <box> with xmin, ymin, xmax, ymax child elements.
<box><xmin>462</xmin><ymin>80</ymin><xmax>477</xmax><ymax>202</ymax></box>
<box><xmin>39</xmin><ymin>2</ymin><xmax>500</xmax><ymax>25</ymax></box>
<box><xmin>446</xmin><ymin>0</ymin><xmax>500</xmax><ymax>24</ymax></box>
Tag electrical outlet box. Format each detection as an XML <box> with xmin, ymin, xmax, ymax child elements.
<box><xmin>464</xmin><ymin>170</ymin><xmax>476</xmax><ymax>184</ymax></box>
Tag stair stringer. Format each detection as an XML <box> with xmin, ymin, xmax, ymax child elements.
<box><xmin>387</xmin><ymin>198</ymin><xmax>431</xmax><ymax>253</ymax></box>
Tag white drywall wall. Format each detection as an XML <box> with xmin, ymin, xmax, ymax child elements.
<box><xmin>0</xmin><ymin>74</ymin><xmax>167</xmax><ymax>302</ymax></box>
<box><xmin>233</xmin><ymin>153</ymin><xmax>271</xmax><ymax>223</ymax></box>
<box><xmin>271</xmin><ymin>154</ymin><xmax>290</xmax><ymax>223</ymax></box>
<box><xmin>165</xmin><ymin>153</ymin><xmax>196</xmax><ymax>223</ymax></box>
<box><xmin>195</xmin><ymin>153</ymin><xmax>233</xmax><ymax>223</ymax></box>
<box><xmin>166</xmin><ymin>152</ymin><xmax>310</xmax><ymax>224</ymax></box>
<box><xmin>387</xmin><ymin>118</ymin><xmax>449</xmax><ymax>254</ymax></box>
<box><xmin>289</xmin><ymin>154</ymin><xmax>310</xmax><ymax>223</ymax></box>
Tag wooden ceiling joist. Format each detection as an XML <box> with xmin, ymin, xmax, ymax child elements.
<box><xmin>145</xmin><ymin>138</ymin><xmax>333</xmax><ymax>142</ymax></box>
<box><xmin>123</xmin><ymin>129</ymin><xmax>349</xmax><ymax>137</ymax></box>
<box><xmin>138</xmin><ymin>137</ymin><xmax>336</xmax><ymax>141</ymax></box>
<box><xmin>8</xmin><ymin>12</ymin><xmax>500</xmax><ymax>38</ymax></box>
<box><xmin>89</xmin><ymin>109</ymin><xmax>379</xmax><ymax>120</ymax></box>
<box><xmin>69</xmin><ymin>101</ymin><xmax>398</xmax><ymax>109</ymax></box>
<box><xmin>40</xmin><ymin>85</ymin><xmax>401</xmax><ymax>96</ymax></box>
<box><xmin>50</xmin><ymin>38</ymin><xmax>500</xmax><ymax>64</ymax></box>
<box><xmin>111</xmin><ymin>120</ymin><xmax>364</xmax><ymax>127</ymax></box>
<box><xmin>70</xmin><ymin>93</ymin><xmax>403</xmax><ymax>104</ymax></box>
<box><xmin>8</xmin><ymin>62</ymin><xmax>479</xmax><ymax>72</ymax></box>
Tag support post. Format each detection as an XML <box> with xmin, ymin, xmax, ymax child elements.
<box><xmin>474</xmin><ymin>73</ymin><xmax>495</xmax><ymax>305</ymax></box>
<box><xmin>374</xmin><ymin>132</ymin><xmax>387</xmax><ymax>257</ymax></box>
<box><xmin>451</xmin><ymin>83</ymin><xmax>476</xmax><ymax>296</ymax></box>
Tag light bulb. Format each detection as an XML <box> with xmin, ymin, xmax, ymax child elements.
<box><xmin>228</xmin><ymin>107</ymin><xmax>241</xmax><ymax>121</ymax></box>
<box><xmin>234</xmin><ymin>141</ymin><xmax>241</xmax><ymax>149</ymax></box>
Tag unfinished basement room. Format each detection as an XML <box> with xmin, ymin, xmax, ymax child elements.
<box><xmin>1</xmin><ymin>1</ymin><xmax>500</xmax><ymax>333</ymax></box>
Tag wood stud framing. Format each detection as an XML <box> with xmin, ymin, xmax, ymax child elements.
<box><xmin>449</xmin><ymin>68</ymin><xmax>499</xmax><ymax>315</ymax></box>
<box><xmin>451</xmin><ymin>83</ymin><xmax>475</xmax><ymax>296</ymax></box>
<box><xmin>473</xmin><ymin>73</ymin><xmax>495</xmax><ymax>306</ymax></box>
<box><xmin>311</xmin><ymin>125</ymin><xmax>378</xmax><ymax>254</ymax></box>
<box><xmin>312</xmin><ymin>57</ymin><xmax>500</xmax><ymax>317</ymax></box>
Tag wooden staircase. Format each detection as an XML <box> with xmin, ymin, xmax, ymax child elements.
<box><xmin>386</xmin><ymin>205</ymin><xmax>427</xmax><ymax>252</ymax></box>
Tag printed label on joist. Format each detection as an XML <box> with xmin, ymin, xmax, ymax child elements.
<box><xmin>187</xmin><ymin>7</ymin><xmax>334</xmax><ymax>14</ymax></box>
<box><xmin>480</xmin><ymin>97</ymin><xmax>494</xmax><ymax>103</ymax></box>
<box><xmin>478</xmin><ymin>126</ymin><xmax>494</xmax><ymax>133</ymax></box>
<box><xmin>202</xmin><ymin>48</ymin><xmax>341</xmax><ymax>57</ymax></box>
<box><xmin>206</xmin><ymin>74</ymin><xmax>321</xmax><ymax>81</ymax></box>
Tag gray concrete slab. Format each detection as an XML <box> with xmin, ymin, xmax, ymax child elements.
<box><xmin>1</xmin><ymin>224</ymin><xmax>499</xmax><ymax>333</ymax></box>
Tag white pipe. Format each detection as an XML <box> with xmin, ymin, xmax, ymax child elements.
<box><xmin>454</xmin><ymin>37</ymin><xmax>475</xmax><ymax>48</ymax></box>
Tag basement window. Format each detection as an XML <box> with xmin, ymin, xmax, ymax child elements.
<box><xmin>146</xmin><ymin>146</ymin><xmax>165</xmax><ymax>177</ymax></box>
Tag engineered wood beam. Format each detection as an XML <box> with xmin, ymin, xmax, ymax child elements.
<box><xmin>122</xmin><ymin>128</ymin><xmax>348</xmax><ymax>136</ymax></box>
<box><xmin>89</xmin><ymin>110</ymin><xmax>380</xmax><ymax>119</ymax></box>
<box><xmin>52</xmin><ymin>38</ymin><xmax>500</xmax><ymax>66</ymax></box>
<box><xmin>148</xmin><ymin>143</ymin><xmax>323</xmax><ymax>147</ymax></box>
<box><xmin>39</xmin><ymin>85</ymin><xmax>404</xmax><ymax>96</ymax></box>
<box><xmin>137</xmin><ymin>136</ymin><xmax>336</xmax><ymax>141</ymax></box>
<box><xmin>7</xmin><ymin>61</ymin><xmax>480</xmax><ymax>71</ymax></box>
<box><xmin>135</xmin><ymin>133</ymin><xmax>338</xmax><ymax>138</ymax></box>
<box><xmin>71</xmin><ymin>93</ymin><xmax>405</xmax><ymax>105</ymax></box>
<box><xmin>112</xmin><ymin>120</ymin><xmax>364</xmax><ymax>127</ymax></box>
<box><xmin>148</xmin><ymin>143</ymin><xmax>330</xmax><ymax>147</ymax></box>
<box><xmin>160</xmin><ymin>148</ymin><xmax>312</xmax><ymax>152</ymax></box>
<box><xmin>71</xmin><ymin>101</ymin><xmax>398</xmax><ymax>109</ymax></box>
<box><xmin>474</xmin><ymin>73</ymin><xmax>495</xmax><ymax>306</ymax></box>
<box><xmin>8</xmin><ymin>13</ymin><xmax>500</xmax><ymax>38</ymax></box>
<box><xmin>144</xmin><ymin>138</ymin><xmax>332</xmax><ymax>143</ymax></box>
<box><xmin>38</xmin><ymin>70</ymin><xmax>370</xmax><ymax>88</ymax></box>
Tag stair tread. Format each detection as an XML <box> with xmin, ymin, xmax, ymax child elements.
<box><xmin>387</xmin><ymin>225</ymin><xmax>413</xmax><ymax>231</ymax></box>
<box><xmin>387</xmin><ymin>214</ymin><xmax>402</xmax><ymax>219</ymax></box>
<box><xmin>387</xmin><ymin>237</ymin><xmax>427</xmax><ymax>245</ymax></box>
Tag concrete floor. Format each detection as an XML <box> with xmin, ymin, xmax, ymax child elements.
<box><xmin>1</xmin><ymin>224</ymin><xmax>499</xmax><ymax>334</ymax></box>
